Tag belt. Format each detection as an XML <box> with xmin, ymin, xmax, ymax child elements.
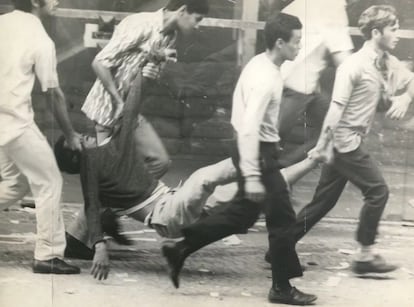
<box><xmin>116</xmin><ymin>182</ymin><xmax>170</xmax><ymax>217</ymax></box>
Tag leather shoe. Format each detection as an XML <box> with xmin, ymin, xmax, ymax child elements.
<box><xmin>352</xmin><ymin>254</ymin><xmax>398</xmax><ymax>274</ymax></box>
<box><xmin>268</xmin><ymin>286</ymin><xmax>317</xmax><ymax>305</ymax></box>
<box><xmin>161</xmin><ymin>240</ymin><xmax>189</xmax><ymax>288</ymax></box>
<box><xmin>33</xmin><ymin>258</ymin><xmax>80</xmax><ymax>274</ymax></box>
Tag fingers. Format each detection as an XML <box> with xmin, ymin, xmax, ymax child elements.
<box><xmin>142</xmin><ymin>63</ymin><xmax>160</xmax><ymax>79</ymax></box>
<box><xmin>90</xmin><ymin>263</ymin><xmax>109</xmax><ymax>280</ymax></box>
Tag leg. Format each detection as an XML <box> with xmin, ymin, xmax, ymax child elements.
<box><xmin>134</xmin><ymin>115</ymin><xmax>170</xmax><ymax>179</ymax></box>
<box><xmin>162</xmin><ymin>196</ymin><xmax>261</xmax><ymax>288</ymax></box>
<box><xmin>2</xmin><ymin>124</ymin><xmax>66</xmax><ymax>261</ymax></box>
<box><xmin>262</xmin><ymin>168</ymin><xmax>303</xmax><ymax>283</ymax></box>
<box><xmin>0</xmin><ymin>147</ymin><xmax>30</xmax><ymax>209</ymax></box>
<box><xmin>294</xmin><ymin>160</ymin><xmax>348</xmax><ymax>242</ymax></box>
<box><xmin>258</xmin><ymin>143</ymin><xmax>316</xmax><ymax>305</ymax></box>
<box><xmin>329</xmin><ymin>147</ymin><xmax>396</xmax><ymax>273</ymax></box>
<box><xmin>161</xmin><ymin>154</ymin><xmax>261</xmax><ymax>288</ymax></box>
<box><xmin>333</xmin><ymin>147</ymin><xmax>388</xmax><ymax>246</ymax></box>
<box><xmin>150</xmin><ymin>158</ymin><xmax>238</xmax><ymax>238</ymax></box>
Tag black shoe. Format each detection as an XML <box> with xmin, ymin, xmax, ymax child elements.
<box><xmin>101</xmin><ymin>209</ymin><xmax>132</xmax><ymax>245</ymax></box>
<box><xmin>64</xmin><ymin>233</ymin><xmax>94</xmax><ymax>260</ymax></box>
<box><xmin>352</xmin><ymin>254</ymin><xmax>398</xmax><ymax>274</ymax></box>
<box><xmin>161</xmin><ymin>240</ymin><xmax>189</xmax><ymax>288</ymax></box>
<box><xmin>268</xmin><ymin>286</ymin><xmax>317</xmax><ymax>305</ymax></box>
<box><xmin>33</xmin><ymin>258</ymin><xmax>80</xmax><ymax>274</ymax></box>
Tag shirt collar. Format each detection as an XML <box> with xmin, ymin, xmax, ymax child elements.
<box><xmin>361</xmin><ymin>42</ymin><xmax>390</xmax><ymax>63</ymax></box>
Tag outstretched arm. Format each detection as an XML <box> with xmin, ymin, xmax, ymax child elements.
<box><xmin>45</xmin><ymin>87</ymin><xmax>82</xmax><ymax>151</ymax></box>
<box><xmin>386</xmin><ymin>78</ymin><xmax>414</xmax><ymax>120</ymax></box>
<box><xmin>80</xmin><ymin>152</ymin><xmax>110</xmax><ymax>280</ymax></box>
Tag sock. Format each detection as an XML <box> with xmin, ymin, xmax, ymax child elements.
<box><xmin>355</xmin><ymin>245</ymin><xmax>375</xmax><ymax>262</ymax></box>
<box><xmin>275</xmin><ymin>279</ymin><xmax>292</xmax><ymax>292</ymax></box>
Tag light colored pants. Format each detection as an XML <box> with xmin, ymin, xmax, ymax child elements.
<box><xmin>68</xmin><ymin>158</ymin><xmax>238</xmax><ymax>244</ymax></box>
<box><xmin>0</xmin><ymin>124</ymin><xmax>65</xmax><ymax>260</ymax></box>
<box><xmin>0</xmin><ymin>149</ymin><xmax>30</xmax><ymax>207</ymax></box>
<box><xmin>151</xmin><ymin>158</ymin><xmax>237</xmax><ymax>238</ymax></box>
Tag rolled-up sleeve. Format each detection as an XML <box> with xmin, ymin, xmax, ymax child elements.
<box><xmin>332</xmin><ymin>60</ymin><xmax>360</xmax><ymax>107</ymax></box>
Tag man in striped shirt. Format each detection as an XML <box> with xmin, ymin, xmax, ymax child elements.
<box><xmin>82</xmin><ymin>0</ymin><xmax>209</xmax><ymax>179</ymax></box>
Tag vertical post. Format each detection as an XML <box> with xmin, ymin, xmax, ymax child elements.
<box><xmin>237</xmin><ymin>0</ymin><xmax>260</xmax><ymax>67</ymax></box>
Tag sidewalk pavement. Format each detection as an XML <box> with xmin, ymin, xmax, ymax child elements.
<box><xmin>1</xmin><ymin>199</ymin><xmax>414</xmax><ymax>307</ymax></box>
<box><xmin>1</xmin><ymin>157</ymin><xmax>414</xmax><ymax>306</ymax></box>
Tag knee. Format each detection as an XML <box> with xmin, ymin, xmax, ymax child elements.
<box><xmin>40</xmin><ymin>168</ymin><xmax>63</xmax><ymax>193</ymax></box>
<box><xmin>367</xmin><ymin>183</ymin><xmax>389</xmax><ymax>206</ymax></box>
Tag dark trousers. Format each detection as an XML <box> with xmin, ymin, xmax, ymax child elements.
<box><xmin>182</xmin><ymin>141</ymin><xmax>303</xmax><ymax>283</ymax></box>
<box><xmin>294</xmin><ymin>145</ymin><xmax>389</xmax><ymax>246</ymax></box>
<box><xmin>278</xmin><ymin>88</ymin><xmax>329</xmax><ymax>168</ymax></box>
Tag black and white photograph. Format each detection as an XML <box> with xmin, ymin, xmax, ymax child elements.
<box><xmin>1</xmin><ymin>0</ymin><xmax>414</xmax><ymax>306</ymax></box>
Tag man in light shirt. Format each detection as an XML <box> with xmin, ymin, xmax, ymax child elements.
<box><xmin>301</xmin><ymin>5</ymin><xmax>414</xmax><ymax>274</ymax></box>
<box><xmin>278</xmin><ymin>0</ymin><xmax>354</xmax><ymax>167</ymax></box>
<box><xmin>161</xmin><ymin>13</ymin><xmax>318</xmax><ymax>306</ymax></box>
<box><xmin>0</xmin><ymin>0</ymin><xmax>82</xmax><ymax>274</ymax></box>
<box><xmin>81</xmin><ymin>0</ymin><xmax>209</xmax><ymax>179</ymax></box>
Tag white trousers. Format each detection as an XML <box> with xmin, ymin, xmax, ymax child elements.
<box><xmin>0</xmin><ymin>124</ymin><xmax>66</xmax><ymax>260</ymax></box>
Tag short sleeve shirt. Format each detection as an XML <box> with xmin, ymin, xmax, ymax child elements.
<box><xmin>0</xmin><ymin>10</ymin><xmax>59</xmax><ymax>145</ymax></box>
<box><xmin>332</xmin><ymin>43</ymin><xmax>414</xmax><ymax>152</ymax></box>
<box><xmin>81</xmin><ymin>9</ymin><xmax>177</xmax><ymax>127</ymax></box>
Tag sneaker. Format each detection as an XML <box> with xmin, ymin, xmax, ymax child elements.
<box><xmin>268</xmin><ymin>286</ymin><xmax>317</xmax><ymax>305</ymax></box>
<box><xmin>352</xmin><ymin>254</ymin><xmax>398</xmax><ymax>274</ymax></box>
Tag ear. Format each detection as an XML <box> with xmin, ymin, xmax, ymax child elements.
<box><xmin>275</xmin><ymin>38</ymin><xmax>284</xmax><ymax>49</ymax></box>
<box><xmin>372</xmin><ymin>28</ymin><xmax>381</xmax><ymax>38</ymax></box>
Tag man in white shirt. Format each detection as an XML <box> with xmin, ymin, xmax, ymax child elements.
<box><xmin>0</xmin><ymin>0</ymin><xmax>82</xmax><ymax>274</ymax></box>
<box><xmin>278</xmin><ymin>0</ymin><xmax>354</xmax><ymax>167</ymax></box>
<box><xmin>161</xmin><ymin>13</ymin><xmax>318</xmax><ymax>306</ymax></box>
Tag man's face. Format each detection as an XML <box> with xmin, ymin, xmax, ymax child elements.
<box><xmin>39</xmin><ymin>0</ymin><xmax>59</xmax><ymax>16</ymax></box>
<box><xmin>177</xmin><ymin>10</ymin><xmax>204</xmax><ymax>34</ymax></box>
<box><xmin>280</xmin><ymin>29</ymin><xmax>302</xmax><ymax>61</ymax></box>
<box><xmin>378</xmin><ymin>20</ymin><xmax>400</xmax><ymax>51</ymax></box>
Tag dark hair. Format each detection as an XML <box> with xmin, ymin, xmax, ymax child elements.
<box><xmin>54</xmin><ymin>135</ymin><xmax>81</xmax><ymax>174</ymax></box>
<box><xmin>358</xmin><ymin>5</ymin><xmax>398</xmax><ymax>39</ymax></box>
<box><xmin>12</xmin><ymin>0</ymin><xmax>46</xmax><ymax>12</ymax></box>
<box><xmin>166</xmin><ymin>0</ymin><xmax>209</xmax><ymax>15</ymax></box>
<box><xmin>264</xmin><ymin>12</ymin><xmax>302</xmax><ymax>50</ymax></box>
<box><xmin>12</xmin><ymin>0</ymin><xmax>32</xmax><ymax>12</ymax></box>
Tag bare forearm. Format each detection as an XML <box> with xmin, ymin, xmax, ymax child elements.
<box><xmin>318</xmin><ymin>102</ymin><xmax>345</xmax><ymax>145</ymax></box>
<box><xmin>45</xmin><ymin>88</ymin><xmax>76</xmax><ymax>138</ymax></box>
<box><xmin>92</xmin><ymin>59</ymin><xmax>123</xmax><ymax>103</ymax></box>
